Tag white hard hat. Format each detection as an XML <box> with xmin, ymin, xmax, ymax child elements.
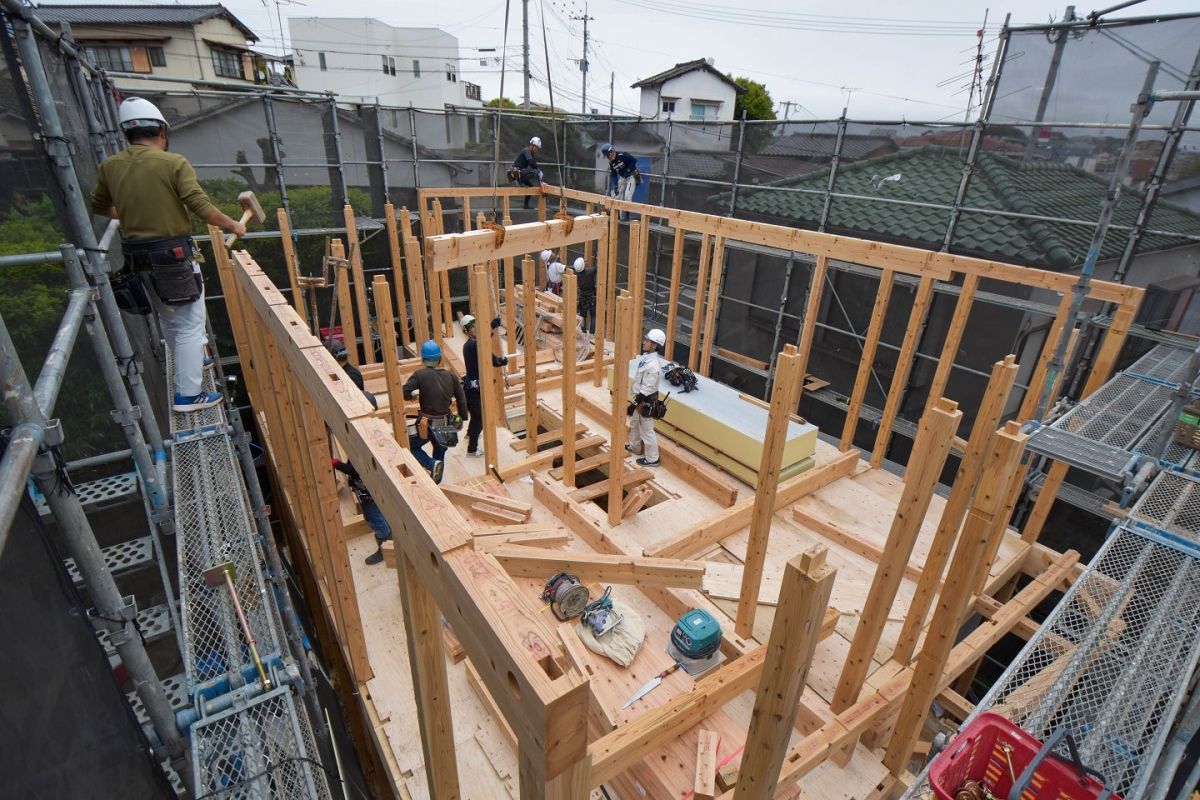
<box><xmin>573</xmin><ymin>257</ymin><xmax>585</xmax><ymax>272</ymax></box>
<box><xmin>540</xmin><ymin>249</ymin><xmax>553</xmax><ymax>263</ymax></box>
<box><xmin>530</xmin><ymin>136</ymin><xmax>542</xmax><ymax>148</ymax></box>
<box><xmin>461</xmin><ymin>314</ymin><xmax>476</xmax><ymax>330</ymax></box>
<box><xmin>118</xmin><ymin>97</ymin><xmax>168</xmax><ymax>132</ymax></box>
<box><xmin>645</xmin><ymin>329</ymin><xmax>666</xmax><ymax>346</ymax></box>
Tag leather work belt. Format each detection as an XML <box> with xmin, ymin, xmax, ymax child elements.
<box><xmin>122</xmin><ymin>235</ymin><xmax>196</xmax><ymax>270</ymax></box>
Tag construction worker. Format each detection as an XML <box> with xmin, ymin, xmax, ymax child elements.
<box><xmin>402</xmin><ymin>340</ymin><xmax>468</xmax><ymax>483</ymax></box>
<box><xmin>574</xmin><ymin>257</ymin><xmax>597</xmax><ymax>335</ymax></box>
<box><xmin>90</xmin><ymin>97</ymin><xmax>247</xmax><ymax>413</ymax></box>
<box><xmin>627</xmin><ymin>329</ymin><xmax>666</xmax><ymax>467</ymax></box>
<box><xmin>601</xmin><ymin>143</ymin><xmax>640</xmax><ymax>221</ymax></box>
<box><xmin>332</xmin><ymin>458</ymin><xmax>392</xmax><ymax>565</ymax></box>
<box><xmin>328</xmin><ymin>340</ymin><xmax>377</xmax><ymax>409</ymax></box>
<box><xmin>461</xmin><ymin>315</ymin><xmax>509</xmax><ymax>457</ymax></box>
<box><xmin>512</xmin><ymin>135</ymin><xmax>544</xmax><ymax>208</ymax></box>
<box><xmin>542</xmin><ymin>249</ymin><xmax>566</xmax><ymax>295</ymax></box>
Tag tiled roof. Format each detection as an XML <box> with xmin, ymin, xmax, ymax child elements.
<box><xmin>759</xmin><ymin>133</ymin><xmax>895</xmax><ymax>161</ymax></box>
<box><xmin>728</xmin><ymin>145</ymin><xmax>1200</xmax><ymax>268</ymax></box>
<box><xmin>37</xmin><ymin>4</ymin><xmax>258</xmax><ymax>41</ymax></box>
<box><xmin>631</xmin><ymin>59</ymin><xmax>745</xmax><ymax>94</ymax></box>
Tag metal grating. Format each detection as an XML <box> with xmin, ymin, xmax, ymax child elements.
<box><xmin>191</xmin><ymin>687</ymin><xmax>333</xmax><ymax>800</ymax></box>
<box><xmin>1131</xmin><ymin>415</ymin><xmax>1199</xmax><ymax>473</ymax></box>
<box><xmin>126</xmin><ymin>672</ymin><xmax>191</xmax><ymax>728</ymax></box>
<box><xmin>1129</xmin><ymin>470</ymin><xmax>1200</xmax><ymax>548</ymax></box>
<box><xmin>33</xmin><ymin>470</ymin><xmax>140</xmax><ymax>516</ymax></box>
<box><xmin>1052</xmin><ymin>374</ymin><xmax>1174</xmax><ymax>451</ymax></box>
<box><xmin>1028</xmin><ymin>471</ymin><xmax>1119</xmax><ymax>519</ymax></box>
<box><xmin>94</xmin><ymin>602</ymin><xmax>174</xmax><ymax>656</ymax></box>
<box><xmin>1025</xmin><ymin>426</ymin><xmax>1135</xmax><ymax>482</ymax></box>
<box><xmin>1124</xmin><ymin>342</ymin><xmax>1193</xmax><ymax>387</ymax></box>
<box><xmin>63</xmin><ymin>535</ymin><xmax>153</xmax><ymax>585</ymax></box>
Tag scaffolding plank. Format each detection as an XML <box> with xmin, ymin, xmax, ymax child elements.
<box><xmin>63</xmin><ymin>535</ymin><xmax>154</xmax><ymax>586</ymax></box>
<box><xmin>34</xmin><ymin>470</ymin><xmax>140</xmax><ymax>517</ymax></box>
<box><xmin>1025</xmin><ymin>426</ymin><xmax>1133</xmax><ymax>482</ymax></box>
<box><xmin>94</xmin><ymin>602</ymin><xmax>174</xmax><ymax>656</ymax></box>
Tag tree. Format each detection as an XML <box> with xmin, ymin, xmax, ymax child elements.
<box><xmin>484</xmin><ymin>97</ymin><xmax>518</xmax><ymax>110</ymax></box>
<box><xmin>729</xmin><ymin>75</ymin><xmax>776</xmax><ymax>121</ymax></box>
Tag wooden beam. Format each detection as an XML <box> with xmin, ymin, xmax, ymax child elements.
<box><xmin>331</xmin><ymin>239</ymin><xmax>359</xmax><ymax>366</ymax></box>
<box><xmin>426</xmin><ymin>213</ymin><xmax>609</xmax><ymax>272</ymax></box>
<box><xmin>923</xmin><ymin>273</ymin><xmax>977</xmax><ymax>412</ymax></box>
<box><xmin>734</xmin><ymin>547</ymin><xmax>837</xmax><ymax>800</ymax></box>
<box><xmin>840</xmin><ymin>269</ymin><xmax>894</xmax><ymax>450</ymax></box>
<box><xmin>470</xmin><ymin>502</ymin><xmax>528</xmax><ymax>525</ymax></box>
<box><xmin>871</xmin><ymin>275</ymin><xmax>935</xmax><ymax>467</ymax></box>
<box><xmin>791</xmin><ymin>506</ymin><xmax>923</xmax><ymax>583</ymax></box>
<box><xmin>441</xmin><ymin>483</ymin><xmax>532</xmax><ymax>517</ymax></box>
<box><xmin>372</xmin><ymin>275</ymin><xmax>409</xmax><ymax>446</ymax></box>
<box><xmin>497</xmin><ymin>434</ymin><xmax>608</xmax><ymax>482</ymax></box>
<box><xmin>563</xmin><ymin>270</ymin><xmax>579</xmax><ymax>487</ymax></box>
<box><xmin>490</xmin><ymin>545</ymin><xmax>706</xmax><ymax>589</ymax></box>
<box><xmin>470</xmin><ymin>264</ymin><xmax>502</xmax><ymax>472</ymax></box>
<box><xmin>383</xmin><ymin>202</ymin><xmax>413</xmax><ymax>351</ymax></box>
<box><xmin>523</xmin><ymin>255</ymin><xmax>540</xmax><ymax>455</ymax></box>
<box><xmin>570</xmin><ymin>467</ymin><xmax>653</xmax><ymax>503</ymax></box>
<box><xmin>736</xmin><ymin>345</ymin><xmax>804</xmax><ymax>639</ymax></box>
<box><xmin>695</xmin><ymin>730</ymin><xmax>720</xmax><ymax>800</ymax></box>
<box><xmin>621</xmin><ymin>484</ymin><xmax>653</xmax><ymax>517</ymax></box>
<box><xmin>884</xmin><ymin>422</ymin><xmax>1027</xmax><ymax>774</ymax></box>
<box><xmin>689</xmin><ymin>233</ymin><xmax>712</xmax><ymax>372</ymax></box>
<box><xmin>343</xmin><ymin>204</ymin><xmax>376</xmax><ymax>364</ymax></box>
<box><xmin>700</xmin><ymin>235</ymin><xmax>725</xmax><ymax>376</ymax></box>
<box><xmin>277</xmin><ymin>207</ymin><xmax>306</xmax><ymax>321</ymax></box>
<box><xmin>792</xmin><ymin>255</ymin><xmax>828</xmax><ymax>403</ymax></box>
<box><xmin>399</xmin><ymin>206</ymin><xmax>431</xmax><ymax>345</ymax></box>
<box><xmin>893</xmin><ymin>355</ymin><xmax>1019</xmax><ymax>664</ymax></box>
<box><xmin>475</xmin><ymin>530</ymin><xmax>571</xmax><ymax>551</ymax></box>
<box><xmin>833</xmin><ymin>398</ymin><xmax>962</xmax><ymax>714</ymax></box>
<box><xmin>609</xmin><ymin>293</ymin><xmax>635</xmax><ymax>526</ymax></box>
<box><xmin>665</xmin><ymin>227</ymin><xmax>685</xmax><ymax>362</ymax></box>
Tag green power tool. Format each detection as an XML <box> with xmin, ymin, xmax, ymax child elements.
<box><xmin>667</xmin><ymin>609</ymin><xmax>724</xmax><ymax>677</ymax></box>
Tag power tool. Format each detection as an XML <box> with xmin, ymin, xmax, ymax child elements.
<box><xmin>580</xmin><ymin>586</ymin><xmax>622</xmax><ymax>637</ymax></box>
<box><xmin>541</xmin><ymin>572</ymin><xmax>590</xmax><ymax>620</ymax></box>
<box><xmin>667</xmin><ymin>609</ymin><xmax>724</xmax><ymax>677</ymax></box>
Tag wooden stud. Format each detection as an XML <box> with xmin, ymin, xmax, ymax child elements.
<box><xmin>427</xmin><ymin>199</ymin><xmax>445</xmax><ymax>342</ymax></box>
<box><xmin>372</xmin><ymin>275</ymin><xmax>409</xmax><ymax>447</ymax></box>
<box><xmin>792</xmin><ymin>255</ymin><xmax>828</xmax><ymax>403</ymax></box>
<box><xmin>664</xmin><ymin>227</ymin><xmax>685</xmax><ymax>362</ymax></box>
<box><xmin>1016</xmin><ymin>292</ymin><xmax>1075</xmax><ymax>424</ymax></box>
<box><xmin>871</xmin><ymin>275</ymin><xmax>935</xmax><ymax>467</ymax></box>
<box><xmin>522</xmin><ymin>256</ymin><xmax>539</xmax><ymax>455</ymax></box>
<box><xmin>736</xmin><ymin>345</ymin><xmax>804</xmax><ymax>639</ymax></box>
<box><xmin>893</xmin><ymin>355</ymin><xmax>1018</xmax><ymax>664</ymax></box>
<box><xmin>330</xmin><ymin>239</ymin><xmax>359</xmax><ymax>366</ymax></box>
<box><xmin>343</xmin><ymin>204</ymin><xmax>376</xmax><ymax>364</ymax></box>
<box><xmin>625</xmin><ymin>221</ymin><xmax>642</xmax><ymax>359</ymax></box>
<box><xmin>883</xmin><ymin>422</ymin><xmax>1027</xmax><ymax>774</ymax></box>
<box><xmin>689</xmin><ymin>233</ymin><xmax>712</xmax><ymax>372</ymax></box>
<box><xmin>634</xmin><ymin>215</ymin><xmax>651</xmax><ymax>354</ymax></box>
<box><xmin>470</xmin><ymin>264</ymin><xmax>501</xmax><ymax>473</ymax></box>
<box><xmin>695</xmin><ymin>730</ymin><xmax>720</xmax><ymax>800</ymax></box>
<box><xmin>734</xmin><ymin>547</ymin><xmax>837</xmax><ymax>800</ymax></box>
<box><xmin>593</xmin><ymin>210</ymin><xmax>614</xmax><ymax>387</ymax></box>
<box><xmin>609</xmin><ymin>293</ymin><xmax>635</xmax><ymax>527</ymax></box>
<box><xmin>562</xmin><ymin>269</ymin><xmax>579</xmax><ymax>487</ymax></box>
<box><xmin>504</xmin><ymin>243</ymin><xmax>518</xmax><ymax>375</ymax></box>
<box><xmin>383</xmin><ymin>203</ymin><xmax>413</xmax><ymax>351</ymax></box>
<box><xmin>441</xmin><ymin>484</ymin><xmax>532</xmax><ymax>517</ymax></box>
<box><xmin>699</xmin><ymin>235</ymin><xmax>725</xmax><ymax>376</ymax></box>
<box><xmin>923</xmin><ymin>273</ymin><xmax>978</xmax><ymax>412</ymax></box>
<box><xmin>840</xmin><ymin>269</ymin><xmax>895</xmax><ymax>450</ymax></box>
<box><xmin>491</xmin><ymin>545</ymin><xmax>705</xmax><ymax>589</ymax></box>
<box><xmin>832</xmin><ymin>398</ymin><xmax>962</xmax><ymax>714</ymax></box>
<box><xmin>399</xmin><ymin>206</ymin><xmax>431</xmax><ymax>346</ymax></box>
<box><xmin>277</xmin><ymin>207</ymin><xmax>306</xmax><ymax>321</ymax></box>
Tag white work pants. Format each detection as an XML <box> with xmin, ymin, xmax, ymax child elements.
<box><xmin>616</xmin><ymin>175</ymin><xmax>636</xmax><ymax>202</ymax></box>
<box><xmin>149</xmin><ymin>265</ymin><xmax>208</xmax><ymax>397</ymax></box>
<box><xmin>628</xmin><ymin>412</ymin><xmax>658</xmax><ymax>462</ymax></box>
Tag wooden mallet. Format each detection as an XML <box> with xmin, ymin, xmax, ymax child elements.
<box><xmin>225</xmin><ymin>190</ymin><xmax>265</xmax><ymax>247</ymax></box>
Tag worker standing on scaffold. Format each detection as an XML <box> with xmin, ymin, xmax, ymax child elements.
<box><xmin>601</xmin><ymin>143</ymin><xmax>640</xmax><ymax>222</ymax></box>
<box><xmin>90</xmin><ymin>97</ymin><xmax>246</xmax><ymax>413</ymax></box>
<box><xmin>626</xmin><ymin>329</ymin><xmax>666</xmax><ymax>467</ymax></box>
<box><xmin>512</xmin><ymin>136</ymin><xmax>545</xmax><ymax>208</ymax></box>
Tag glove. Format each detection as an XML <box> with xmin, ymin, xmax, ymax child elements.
<box><xmin>331</xmin><ymin>458</ymin><xmax>342</xmax><ymax>468</ymax></box>
<box><xmin>499</xmin><ymin>356</ymin><xmax>509</xmax><ymax>366</ymax></box>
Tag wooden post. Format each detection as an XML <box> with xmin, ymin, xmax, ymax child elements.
<box><xmin>688</xmin><ymin>233</ymin><xmax>712</xmax><ymax>372</ymax></box>
<box><xmin>397</xmin><ymin>551</ymin><xmax>462</xmax><ymax>799</ymax></box>
<box><xmin>504</xmin><ymin>238</ymin><xmax>518</xmax><ymax>375</ymax></box>
<box><xmin>277</xmin><ymin>208</ymin><xmax>305</xmax><ymax>320</ymax></box>
<box><xmin>583</xmin><ymin>203</ymin><xmax>594</xmax><ymax>265</ymax></box>
<box><xmin>343</xmin><ymin>204</ymin><xmax>376</xmax><ymax>364</ymax></box>
<box><xmin>832</xmin><ymin>397</ymin><xmax>962</xmax><ymax>714</ymax></box>
<box><xmin>893</xmin><ymin>356</ymin><xmax>1018</xmax><ymax>664</ymax></box>
<box><xmin>537</xmin><ymin>192</ymin><xmax>547</xmax><ymax>222</ymax></box>
<box><xmin>871</xmin><ymin>276</ymin><xmax>935</xmax><ymax>467</ymax></box>
<box><xmin>471</xmin><ymin>264</ymin><xmax>501</xmax><ymax>473</ymax></box>
<box><xmin>428</xmin><ymin>199</ymin><xmax>445</xmax><ymax>342</ymax></box>
<box><xmin>593</xmin><ymin>210</ymin><xmax>614</xmax><ymax>386</ymax></box>
<box><xmin>791</xmin><ymin>255</ymin><xmax>828</xmax><ymax>403</ymax></box>
<box><xmin>923</xmin><ymin>273</ymin><xmax>978</xmax><ymax>413</ymax></box>
<box><xmin>562</xmin><ymin>270</ymin><xmax>579</xmax><ymax>487</ymax></box>
<box><xmin>384</xmin><ymin>203</ymin><xmax>413</xmax><ymax>351</ymax></box>
<box><xmin>462</xmin><ymin>196</ymin><xmax>472</xmax><ymax>233</ymax></box>
<box><xmin>436</xmin><ymin>204</ymin><xmax>453</xmax><ymax>341</ymax></box>
<box><xmin>840</xmin><ymin>269</ymin><xmax>895</xmax><ymax>450</ymax></box>
<box><xmin>603</xmin><ymin>209</ymin><xmax>619</xmax><ymax>350</ymax></box>
<box><xmin>695</xmin><ymin>730</ymin><xmax>719</xmax><ymax>800</ymax></box>
<box><xmin>736</xmin><ymin>345</ymin><xmax>804</xmax><ymax>639</ymax></box>
<box><xmin>699</xmin><ymin>235</ymin><xmax>725</xmax><ymax>376</ymax></box>
<box><xmin>883</xmin><ymin>422</ymin><xmax>1027</xmax><ymax>775</ymax></box>
<box><xmin>626</xmin><ymin>220</ymin><xmax>643</xmax><ymax>360</ymax></box>
<box><xmin>634</xmin><ymin>215</ymin><xmax>651</xmax><ymax>342</ymax></box>
<box><xmin>1015</xmin><ymin>292</ymin><xmax>1074</xmax><ymax>424</ymax></box>
<box><xmin>400</xmin><ymin>207</ymin><xmax>431</xmax><ymax>346</ymax></box>
<box><xmin>523</xmin><ymin>256</ymin><xmax>539</xmax><ymax>455</ymax></box>
<box><xmin>664</xmin><ymin>227</ymin><xmax>685</xmax><ymax>362</ymax></box>
<box><xmin>609</xmin><ymin>293</ymin><xmax>635</xmax><ymax>527</ymax></box>
<box><xmin>330</xmin><ymin>239</ymin><xmax>359</xmax><ymax>365</ymax></box>
<box><xmin>373</xmin><ymin>275</ymin><xmax>409</xmax><ymax>447</ymax></box>
<box><xmin>733</xmin><ymin>547</ymin><xmax>837</xmax><ymax>800</ymax></box>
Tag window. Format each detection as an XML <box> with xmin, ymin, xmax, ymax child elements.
<box><xmin>211</xmin><ymin>47</ymin><xmax>242</xmax><ymax>78</ymax></box>
<box><xmin>318</xmin><ymin>51</ymin><xmax>327</xmax><ymax>71</ymax></box>
<box><xmin>464</xmin><ymin>82</ymin><xmax>481</xmax><ymax>101</ymax></box>
<box><xmin>148</xmin><ymin>46</ymin><xmax>166</xmax><ymax>67</ymax></box>
<box><xmin>381</xmin><ymin>55</ymin><xmax>396</xmax><ymax>76</ymax></box>
<box><xmin>382</xmin><ymin>55</ymin><xmax>388</xmax><ymax>74</ymax></box>
<box><xmin>690</xmin><ymin>100</ymin><xmax>719</xmax><ymax>121</ymax></box>
<box><xmin>87</xmin><ymin>45</ymin><xmax>133</xmax><ymax>72</ymax></box>
<box><xmin>446</xmin><ymin>63</ymin><xmax>456</xmax><ymax>82</ymax></box>
<box><xmin>413</xmin><ymin>59</ymin><xmax>421</xmax><ymax>78</ymax></box>
<box><xmin>661</xmin><ymin>99</ymin><xmax>676</xmax><ymax>115</ymax></box>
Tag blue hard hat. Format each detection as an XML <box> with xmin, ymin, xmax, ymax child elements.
<box><xmin>420</xmin><ymin>339</ymin><xmax>442</xmax><ymax>362</ymax></box>
<box><xmin>601</xmin><ymin>143</ymin><xmax>613</xmax><ymax>155</ymax></box>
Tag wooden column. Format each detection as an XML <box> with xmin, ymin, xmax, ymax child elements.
<box><xmin>537</xmin><ymin>192</ymin><xmax>547</xmax><ymax>221</ymax></box>
<box><xmin>734</xmin><ymin>547</ymin><xmax>837</xmax><ymax>800</ymax></box>
<box><xmin>330</xmin><ymin>239</ymin><xmax>359</xmax><ymax>364</ymax></box>
<box><xmin>523</xmin><ymin>256</ymin><xmax>539</xmax><ymax>455</ymax></box>
<box><xmin>400</xmin><ymin>207</ymin><xmax>431</xmax><ymax>346</ymax></box>
<box><xmin>791</xmin><ymin>255</ymin><xmax>828</xmax><ymax>403</ymax></box>
<box><xmin>277</xmin><ymin>207</ymin><xmax>305</xmax><ymax>320</ymax></box>
<box><xmin>602</xmin><ymin>209</ymin><xmax>619</xmax><ymax>351</ymax></box>
<box><xmin>634</xmin><ymin>215</ymin><xmax>651</xmax><ymax>340</ymax></box>
<box><xmin>922</xmin><ymin>273</ymin><xmax>978</xmax><ymax>413</ymax></box>
<box><xmin>626</xmin><ymin>220</ymin><xmax>643</xmax><ymax>359</ymax></box>
<box><xmin>427</xmin><ymin>199</ymin><xmax>445</xmax><ymax>342</ymax></box>
<box><xmin>383</xmin><ymin>202</ymin><xmax>413</xmax><ymax>351</ymax></box>
<box><xmin>437</xmin><ymin>203</ymin><xmax>453</xmax><ymax>341</ymax></box>
<box><xmin>893</xmin><ymin>355</ymin><xmax>1018</xmax><ymax>664</ymax></box>
<box><xmin>883</xmin><ymin>422</ymin><xmax>1027</xmax><ymax>775</ymax></box>
<box><xmin>461</xmin><ymin>197</ymin><xmax>472</xmax><ymax>234</ymax></box>
<box><xmin>609</xmin><ymin>293</ymin><xmax>635</xmax><ymax>527</ymax></box>
<box><xmin>664</xmin><ymin>227</ymin><xmax>685</xmax><ymax>362</ymax></box>
<box><xmin>870</xmin><ymin>276</ymin><xmax>936</xmax><ymax>467</ymax></box>
<box><xmin>583</xmin><ymin>203</ymin><xmax>594</xmax><ymax>265</ymax></box>
<box><xmin>504</xmin><ymin>230</ymin><xmax>518</xmax><ymax>375</ymax></box>
<box><xmin>562</xmin><ymin>269</ymin><xmax>579</xmax><ymax>487</ymax></box>
<box><xmin>593</xmin><ymin>211</ymin><xmax>614</xmax><ymax>386</ymax></box>
<box><xmin>397</xmin><ymin>551</ymin><xmax>462</xmax><ymax>799</ymax></box>
<box><xmin>373</xmin><ymin>275</ymin><xmax>409</xmax><ymax>447</ymax></box>
<box><xmin>840</xmin><ymin>269</ymin><xmax>895</xmax><ymax>450</ymax></box>
<box><xmin>688</xmin><ymin>233</ymin><xmax>712</xmax><ymax>372</ymax></box>
<box><xmin>699</xmin><ymin>235</ymin><xmax>725</xmax><ymax>376</ymax></box>
<box><xmin>832</xmin><ymin>397</ymin><xmax>962</xmax><ymax>713</ymax></box>
<box><xmin>471</xmin><ymin>264</ymin><xmax>501</xmax><ymax>473</ymax></box>
<box><xmin>343</xmin><ymin>204</ymin><xmax>376</xmax><ymax>364</ymax></box>
<box><xmin>736</xmin><ymin>345</ymin><xmax>804</xmax><ymax>639</ymax></box>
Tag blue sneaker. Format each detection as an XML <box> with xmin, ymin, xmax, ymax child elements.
<box><xmin>203</xmin><ymin>356</ymin><xmax>214</xmax><ymax>368</ymax></box>
<box><xmin>173</xmin><ymin>391</ymin><xmax>222</xmax><ymax>412</ymax></box>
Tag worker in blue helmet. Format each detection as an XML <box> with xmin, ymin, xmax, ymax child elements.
<box><xmin>601</xmin><ymin>143</ymin><xmax>640</xmax><ymax>222</ymax></box>
<box><xmin>402</xmin><ymin>339</ymin><xmax>468</xmax><ymax>483</ymax></box>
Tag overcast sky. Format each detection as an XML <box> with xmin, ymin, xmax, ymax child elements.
<box><xmin>64</xmin><ymin>0</ymin><xmax>1200</xmax><ymax>120</ymax></box>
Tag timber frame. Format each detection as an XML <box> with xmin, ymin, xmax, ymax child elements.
<box><xmin>211</xmin><ymin>183</ymin><xmax>1142</xmax><ymax>799</ymax></box>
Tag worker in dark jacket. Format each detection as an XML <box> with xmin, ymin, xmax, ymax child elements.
<box><xmin>403</xmin><ymin>340</ymin><xmax>468</xmax><ymax>483</ymax></box>
<box><xmin>328</xmin><ymin>340</ymin><xmax>377</xmax><ymax>409</ymax></box>
<box><xmin>461</xmin><ymin>315</ymin><xmax>509</xmax><ymax>457</ymax></box>
<box><xmin>512</xmin><ymin>136</ymin><xmax>545</xmax><ymax>208</ymax></box>
<box><xmin>574</xmin><ymin>257</ymin><xmax>597</xmax><ymax>335</ymax></box>
<box><xmin>332</xmin><ymin>459</ymin><xmax>393</xmax><ymax>565</ymax></box>
<box><xmin>90</xmin><ymin>97</ymin><xmax>246</xmax><ymax>413</ymax></box>
<box><xmin>601</xmin><ymin>142</ymin><xmax>640</xmax><ymax>221</ymax></box>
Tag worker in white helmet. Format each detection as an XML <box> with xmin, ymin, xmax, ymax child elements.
<box><xmin>90</xmin><ymin>97</ymin><xmax>246</xmax><ymax>413</ymax></box>
<box><xmin>511</xmin><ymin>135</ymin><xmax>545</xmax><ymax>208</ymax></box>
<box><xmin>542</xmin><ymin>248</ymin><xmax>566</xmax><ymax>295</ymax></box>
<box><xmin>626</xmin><ymin>328</ymin><xmax>666</xmax><ymax>466</ymax></box>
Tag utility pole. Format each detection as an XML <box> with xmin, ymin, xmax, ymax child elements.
<box><xmin>1023</xmin><ymin>5</ymin><xmax>1075</xmax><ymax>161</ymax></box>
<box><xmin>573</xmin><ymin>5</ymin><xmax>594</xmax><ymax>114</ymax></box>
<box><xmin>523</xmin><ymin>0</ymin><xmax>531</xmax><ymax>110</ymax></box>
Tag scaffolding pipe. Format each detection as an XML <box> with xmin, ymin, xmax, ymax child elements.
<box><xmin>327</xmin><ymin>96</ymin><xmax>350</xmax><ymax>207</ymax></box>
<box><xmin>373</xmin><ymin>98</ymin><xmax>391</xmax><ymax>205</ymax></box>
<box><xmin>66</xmin><ymin>448</ymin><xmax>132</xmax><ymax>471</ymax></box>
<box><xmin>32</xmin><ymin>288</ymin><xmax>92</xmax><ymax>417</ymax></box>
<box><xmin>0</xmin><ymin>309</ymin><xmax>192</xmax><ymax>787</ymax></box>
<box><xmin>58</xmin><ymin>23</ymin><xmax>109</xmax><ymax>163</ymax></box>
<box><xmin>262</xmin><ymin>95</ymin><xmax>292</xmax><ymax>224</ymax></box>
<box><xmin>818</xmin><ymin>111</ymin><xmax>848</xmax><ymax>231</ymax></box>
<box><xmin>0</xmin><ymin>250</ymin><xmax>65</xmax><ymax>268</ymax></box>
<box><xmin>408</xmin><ymin>104</ymin><xmax>421</xmax><ymax>188</ymax></box>
<box><xmin>728</xmin><ymin>110</ymin><xmax>747</xmax><ymax>216</ymax></box>
<box><xmin>0</xmin><ymin>423</ymin><xmax>42</xmax><ymax>556</ymax></box>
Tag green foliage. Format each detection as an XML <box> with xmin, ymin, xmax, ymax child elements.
<box><xmin>729</xmin><ymin>75</ymin><xmax>776</xmax><ymax>121</ymax></box>
<box><xmin>484</xmin><ymin>97</ymin><xmax>518</xmax><ymax>109</ymax></box>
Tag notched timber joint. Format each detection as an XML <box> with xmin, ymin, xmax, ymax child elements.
<box><xmin>554</xmin><ymin>205</ymin><xmax>575</xmax><ymax>235</ymax></box>
<box><xmin>481</xmin><ymin>217</ymin><xmax>506</xmax><ymax>247</ymax></box>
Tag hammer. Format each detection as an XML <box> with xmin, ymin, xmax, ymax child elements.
<box><xmin>225</xmin><ymin>190</ymin><xmax>266</xmax><ymax>247</ymax></box>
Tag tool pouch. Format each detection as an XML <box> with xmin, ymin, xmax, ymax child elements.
<box><xmin>418</xmin><ymin>416</ymin><xmax>430</xmax><ymax>440</ymax></box>
<box><xmin>626</xmin><ymin>401</ymin><xmax>637</xmax><ymax>417</ymax></box>
<box><xmin>110</xmin><ymin>271</ymin><xmax>154</xmax><ymax>315</ymax></box>
<box><xmin>430</xmin><ymin>418</ymin><xmax>459</xmax><ymax>448</ymax></box>
<box><xmin>147</xmin><ymin>261</ymin><xmax>202</xmax><ymax>305</ymax></box>
<box><xmin>123</xmin><ymin>236</ymin><xmax>201</xmax><ymax>305</ymax></box>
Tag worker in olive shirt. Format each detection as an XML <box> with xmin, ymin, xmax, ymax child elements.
<box><xmin>403</xmin><ymin>340</ymin><xmax>468</xmax><ymax>484</ymax></box>
<box><xmin>90</xmin><ymin>97</ymin><xmax>246</xmax><ymax>413</ymax></box>
<box><xmin>461</xmin><ymin>315</ymin><xmax>509</xmax><ymax>457</ymax></box>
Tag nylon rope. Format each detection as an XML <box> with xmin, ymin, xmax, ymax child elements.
<box><xmin>489</xmin><ymin>0</ymin><xmax>512</xmax><ymax>216</ymax></box>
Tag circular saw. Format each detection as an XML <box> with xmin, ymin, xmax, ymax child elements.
<box><xmin>541</xmin><ymin>572</ymin><xmax>589</xmax><ymax>620</ymax></box>
<box><xmin>580</xmin><ymin>586</ymin><xmax>623</xmax><ymax>637</ymax></box>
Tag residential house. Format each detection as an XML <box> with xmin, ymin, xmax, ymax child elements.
<box><xmin>632</xmin><ymin>58</ymin><xmax>743</xmax><ymax>149</ymax></box>
<box><xmin>37</xmin><ymin>5</ymin><xmax>266</xmax><ymax>88</ymax></box>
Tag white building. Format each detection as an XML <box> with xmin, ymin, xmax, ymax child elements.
<box><xmin>632</xmin><ymin>58</ymin><xmax>744</xmax><ymax>123</ymax></box>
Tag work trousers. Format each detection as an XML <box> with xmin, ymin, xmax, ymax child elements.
<box><xmin>465</xmin><ymin>388</ymin><xmax>483</xmax><ymax>452</ymax></box>
<box><xmin>149</xmin><ymin>266</ymin><xmax>208</xmax><ymax>397</ymax></box>
<box><xmin>579</xmin><ymin>295</ymin><xmax>596</xmax><ymax>334</ymax></box>
<box><xmin>361</xmin><ymin>498</ymin><xmax>392</xmax><ymax>542</ymax></box>
<box><xmin>408</xmin><ymin>429</ymin><xmax>447</xmax><ymax>472</ymax></box>
<box><xmin>628</xmin><ymin>412</ymin><xmax>659</xmax><ymax>462</ymax></box>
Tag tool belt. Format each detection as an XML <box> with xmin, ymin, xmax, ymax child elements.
<box><xmin>110</xmin><ymin>270</ymin><xmax>154</xmax><ymax>316</ymax></box>
<box><xmin>630</xmin><ymin>392</ymin><xmax>667</xmax><ymax>419</ymax></box>
<box><xmin>418</xmin><ymin>413</ymin><xmax>461</xmax><ymax>448</ymax></box>
<box><xmin>122</xmin><ymin>236</ymin><xmax>202</xmax><ymax>305</ymax></box>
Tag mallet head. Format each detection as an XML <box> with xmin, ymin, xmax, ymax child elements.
<box><xmin>237</xmin><ymin>191</ymin><xmax>266</xmax><ymax>224</ymax></box>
